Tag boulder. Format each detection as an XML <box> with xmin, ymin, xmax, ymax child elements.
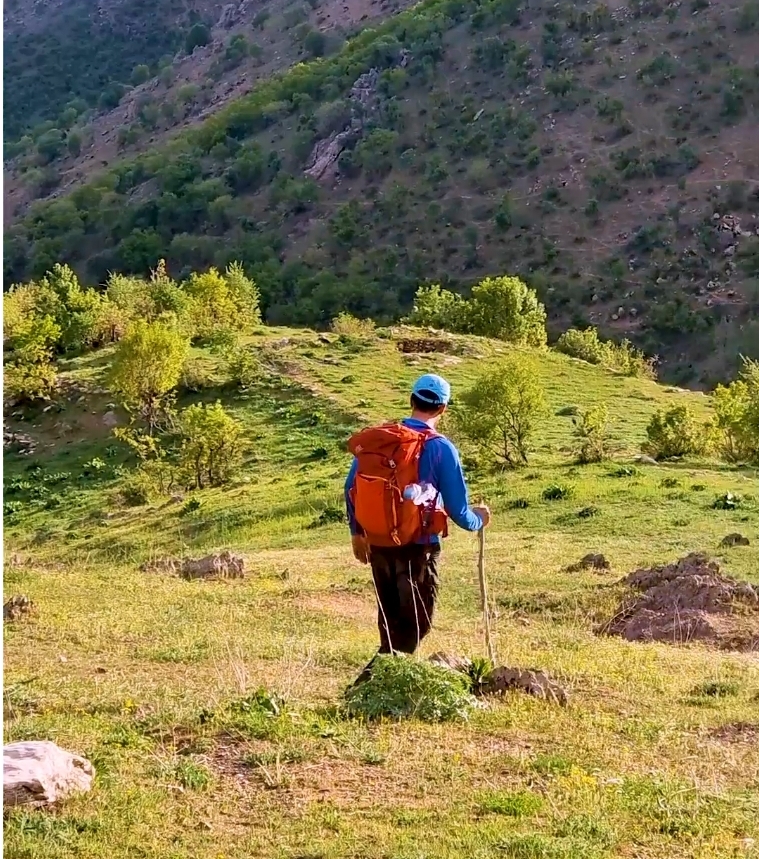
<box><xmin>720</xmin><ymin>533</ymin><xmax>750</xmax><ymax>547</ymax></box>
<box><xmin>3</xmin><ymin>741</ymin><xmax>95</xmax><ymax>808</ymax></box>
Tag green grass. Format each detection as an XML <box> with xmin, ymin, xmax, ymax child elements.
<box><xmin>4</xmin><ymin>327</ymin><xmax>759</xmax><ymax>858</ymax></box>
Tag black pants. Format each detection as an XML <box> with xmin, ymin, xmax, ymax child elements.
<box><xmin>353</xmin><ymin>543</ymin><xmax>441</xmax><ymax>685</ymax></box>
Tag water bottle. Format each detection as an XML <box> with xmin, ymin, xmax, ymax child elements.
<box><xmin>403</xmin><ymin>482</ymin><xmax>438</xmax><ymax>506</ymax></box>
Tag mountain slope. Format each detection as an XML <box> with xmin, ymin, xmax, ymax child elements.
<box><xmin>6</xmin><ymin>0</ymin><xmax>759</xmax><ymax>385</ymax></box>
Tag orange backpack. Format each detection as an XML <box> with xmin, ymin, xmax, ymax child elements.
<box><xmin>347</xmin><ymin>422</ymin><xmax>448</xmax><ymax>547</ymax></box>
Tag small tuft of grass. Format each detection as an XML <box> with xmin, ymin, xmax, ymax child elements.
<box><xmin>507</xmin><ymin>497</ymin><xmax>530</xmax><ymax>509</ymax></box>
<box><xmin>531</xmin><ymin>753</ymin><xmax>574</xmax><ymax>776</ymax></box>
<box><xmin>477</xmin><ymin>789</ymin><xmax>544</xmax><ymax>817</ymax></box>
<box><xmin>542</xmin><ymin>483</ymin><xmax>574</xmax><ymax>501</ymax></box>
<box><xmin>608</xmin><ymin>465</ymin><xmax>639</xmax><ymax>478</ymax></box>
<box><xmin>689</xmin><ymin>680</ymin><xmax>740</xmax><ymax>699</ymax></box>
<box><xmin>577</xmin><ymin>505</ymin><xmax>600</xmax><ymax>519</ymax></box>
<box><xmin>712</xmin><ymin>492</ymin><xmax>741</xmax><ymax>510</ymax></box>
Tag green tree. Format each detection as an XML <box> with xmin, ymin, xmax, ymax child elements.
<box><xmin>405</xmin><ymin>284</ymin><xmax>469</xmax><ymax>331</ymax></box>
<box><xmin>452</xmin><ymin>357</ymin><xmax>546</xmax><ymax>467</ymax></box>
<box><xmin>304</xmin><ymin>29</ymin><xmax>327</xmax><ymax>57</ymax></box>
<box><xmin>109</xmin><ymin>319</ymin><xmax>188</xmax><ymax>431</ymax></box>
<box><xmin>185</xmin><ymin>22</ymin><xmax>211</xmax><ymax>53</ymax></box>
<box><xmin>178</xmin><ymin>402</ymin><xmax>243</xmax><ymax>488</ymax></box>
<box><xmin>572</xmin><ymin>404</ymin><xmax>610</xmax><ymax>464</ymax></box>
<box><xmin>644</xmin><ymin>405</ymin><xmax>709</xmax><ymax>460</ymax></box>
<box><xmin>131</xmin><ymin>64</ymin><xmax>151</xmax><ymax>85</ymax></box>
<box><xmin>467</xmin><ymin>276</ymin><xmax>547</xmax><ymax>347</ymax></box>
<box><xmin>183</xmin><ymin>263</ymin><xmax>261</xmax><ymax>341</ymax></box>
<box><xmin>713</xmin><ymin>358</ymin><xmax>759</xmax><ymax>463</ymax></box>
<box><xmin>67</xmin><ymin>130</ymin><xmax>82</xmax><ymax>157</ymax></box>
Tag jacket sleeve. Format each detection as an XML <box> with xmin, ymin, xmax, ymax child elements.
<box><xmin>344</xmin><ymin>458</ymin><xmax>360</xmax><ymax>535</ymax></box>
<box><xmin>433</xmin><ymin>440</ymin><xmax>483</xmax><ymax>532</ymax></box>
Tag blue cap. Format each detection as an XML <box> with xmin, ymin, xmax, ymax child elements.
<box><xmin>411</xmin><ymin>373</ymin><xmax>451</xmax><ymax>406</ymax></box>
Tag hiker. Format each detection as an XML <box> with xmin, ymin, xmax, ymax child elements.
<box><xmin>345</xmin><ymin>373</ymin><xmax>490</xmax><ymax>682</ymax></box>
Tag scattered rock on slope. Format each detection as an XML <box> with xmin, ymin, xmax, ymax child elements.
<box><xmin>720</xmin><ymin>533</ymin><xmax>750</xmax><ymax>547</ymax></box>
<box><xmin>565</xmin><ymin>553</ymin><xmax>610</xmax><ymax>572</ymax></box>
<box><xmin>3</xmin><ymin>741</ymin><xmax>95</xmax><ymax>808</ymax></box>
<box><xmin>4</xmin><ymin>595</ymin><xmax>34</xmax><ymax>622</ymax></box>
<box><xmin>604</xmin><ymin>553</ymin><xmax>759</xmax><ymax>650</ymax></box>
<box><xmin>141</xmin><ymin>551</ymin><xmax>245</xmax><ymax>580</ymax></box>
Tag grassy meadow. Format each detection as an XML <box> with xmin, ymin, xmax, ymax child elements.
<box><xmin>4</xmin><ymin>327</ymin><xmax>759</xmax><ymax>858</ymax></box>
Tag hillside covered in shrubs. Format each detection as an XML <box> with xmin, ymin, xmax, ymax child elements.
<box><xmin>5</xmin><ymin>0</ymin><xmax>759</xmax><ymax>386</ymax></box>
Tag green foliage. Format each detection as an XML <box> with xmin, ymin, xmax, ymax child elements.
<box><xmin>344</xmin><ymin>655</ymin><xmax>475</xmax><ymax>722</ymax></box>
<box><xmin>178</xmin><ymin>401</ymin><xmax>243</xmax><ymax>489</ymax></box>
<box><xmin>3</xmin><ymin>360</ymin><xmax>58</xmax><ymax>405</ymax></box>
<box><xmin>405</xmin><ymin>284</ymin><xmax>469</xmax><ymax>331</ymax></box>
<box><xmin>331</xmin><ymin>312</ymin><xmax>376</xmax><ymax>339</ymax></box>
<box><xmin>303</xmin><ymin>29</ymin><xmax>327</xmax><ymax>57</ymax></box>
<box><xmin>712</xmin><ymin>492</ymin><xmax>741</xmax><ymax>510</ymax></box>
<box><xmin>467</xmin><ymin>276</ymin><xmax>547</xmax><ymax>347</ymax></box>
<box><xmin>556</xmin><ymin>328</ymin><xmax>655</xmax><ymax>378</ymax></box>
<box><xmin>184</xmin><ymin>263</ymin><xmax>262</xmax><ymax>342</ymax></box>
<box><xmin>453</xmin><ymin>356</ymin><xmax>546</xmax><ymax>467</ymax></box>
<box><xmin>477</xmin><ymin>789</ymin><xmax>544</xmax><ymax>817</ymax></box>
<box><xmin>221</xmin><ymin>341</ymin><xmax>263</xmax><ymax>390</ymax></box>
<box><xmin>542</xmin><ymin>483</ymin><xmax>574</xmax><ymax>500</ymax></box>
<box><xmin>185</xmin><ymin>23</ymin><xmax>211</xmax><ymax>54</ymax></box>
<box><xmin>572</xmin><ymin>404</ymin><xmax>610</xmax><ymax>464</ymax></box>
<box><xmin>109</xmin><ymin>319</ymin><xmax>188</xmax><ymax>429</ymax></box>
<box><xmin>644</xmin><ymin>405</ymin><xmax>709</xmax><ymax>461</ymax></box>
<box><xmin>712</xmin><ymin>358</ymin><xmax>759</xmax><ymax>463</ymax></box>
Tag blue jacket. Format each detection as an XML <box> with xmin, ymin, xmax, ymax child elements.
<box><xmin>344</xmin><ymin>418</ymin><xmax>483</xmax><ymax>544</ymax></box>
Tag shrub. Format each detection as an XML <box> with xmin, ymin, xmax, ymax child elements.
<box><xmin>119</xmin><ymin>472</ymin><xmax>153</xmax><ymax>506</ymax></box>
<box><xmin>556</xmin><ymin>327</ymin><xmax>656</xmax><ymax>378</ymax></box>
<box><xmin>178</xmin><ymin>401</ymin><xmax>243</xmax><ymax>488</ymax></box>
<box><xmin>712</xmin><ymin>491</ymin><xmax>741</xmax><ymax>510</ymax></box>
<box><xmin>644</xmin><ymin>405</ymin><xmax>709</xmax><ymax>460</ymax></box>
<box><xmin>542</xmin><ymin>483</ymin><xmax>574</xmax><ymax>500</ymax></box>
<box><xmin>467</xmin><ymin>276</ymin><xmax>547</xmax><ymax>347</ymax></box>
<box><xmin>712</xmin><ymin>358</ymin><xmax>759</xmax><ymax>464</ymax></box>
<box><xmin>344</xmin><ymin>655</ymin><xmax>475</xmax><ymax>722</ymax></box>
<box><xmin>331</xmin><ymin>312</ymin><xmax>376</xmax><ymax>339</ymax></box>
<box><xmin>184</xmin><ymin>263</ymin><xmax>261</xmax><ymax>342</ymax></box>
<box><xmin>573</xmin><ymin>404</ymin><xmax>610</xmax><ymax>464</ymax></box>
<box><xmin>3</xmin><ymin>360</ymin><xmax>58</xmax><ymax>404</ymax></box>
<box><xmin>180</xmin><ymin>358</ymin><xmax>212</xmax><ymax>393</ymax></box>
<box><xmin>109</xmin><ymin>319</ymin><xmax>188</xmax><ymax>430</ymax></box>
<box><xmin>452</xmin><ymin>356</ymin><xmax>546</xmax><ymax>467</ymax></box>
<box><xmin>556</xmin><ymin>327</ymin><xmax>608</xmax><ymax>364</ymax></box>
<box><xmin>405</xmin><ymin>284</ymin><xmax>469</xmax><ymax>332</ymax></box>
<box><xmin>222</xmin><ymin>341</ymin><xmax>262</xmax><ymax>389</ymax></box>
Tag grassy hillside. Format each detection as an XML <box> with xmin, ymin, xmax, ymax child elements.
<box><xmin>4</xmin><ymin>326</ymin><xmax>759</xmax><ymax>858</ymax></box>
<box><xmin>5</xmin><ymin>0</ymin><xmax>759</xmax><ymax>384</ymax></box>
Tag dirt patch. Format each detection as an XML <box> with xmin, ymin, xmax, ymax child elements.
<box><xmin>709</xmin><ymin>722</ymin><xmax>759</xmax><ymax>743</ymax></box>
<box><xmin>297</xmin><ymin>590</ymin><xmax>371</xmax><ymax>623</ymax></box>
<box><xmin>141</xmin><ymin>551</ymin><xmax>245</xmax><ymax>580</ymax></box>
<box><xmin>397</xmin><ymin>337</ymin><xmax>456</xmax><ymax>354</ymax></box>
<box><xmin>4</xmin><ymin>595</ymin><xmax>34</xmax><ymax>622</ymax></box>
<box><xmin>565</xmin><ymin>553</ymin><xmax>610</xmax><ymax>573</ymax></box>
<box><xmin>603</xmin><ymin>553</ymin><xmax>759</xmax><ymax>650</ymax></box>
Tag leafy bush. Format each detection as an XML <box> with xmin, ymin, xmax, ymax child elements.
<box><xmin>221</xmin><ymin>341</ymin><xmax>262</xmax><ymax>390</ymax></box>
<box><xmin>183</xmin><ymin>263</ymin><xmax>261</xmax><ymax>342</ymax></box>
<box><xmin>344</xmin><ymin>655</ymin><xmax>475</xmax><ymax>722</ymax></box>
<box><xmin>405</xmin><ymin>284</ymin><xmax>469</xmax><ymax>331</ymax></box>
<box><xmin>119</xmin><ymin>473</ymin><xmax>152</xmax><ymax>507</ymax></box>
<box><xmin>556</xmin><ymin>327</ymin><xmax>655</xmax><ymax>378</ymax></box>
<box><xmin>712</xmin><ymin>492</ymin><xmax>741</xmax><ymax>510</ymax></box>
<box><xmin>467</xmin><ymin>276</ymin><xmax>547</xmax><ymax>347</ymax></box>
<box><xmin>712</xmin><ymin>358</ymin><xmax>759</xmax><ymax>464</ymax></box>
<box><xmin>109</xmin><ymin>319</ymin><xmax>188</xmax><ymax>430</ymax></box>
<box><xmin>3</xmin><ymin>360</ymin><xmax>58</xmax><ymax>404</ymax></box>
<box><xmin>178</xmin><ymin>402</ymin><xmax>243</xmax><ymax>489</ymax></box>
<box><xmin>644</xmin><ymin>405</ymin><xmax>709</xmax><ymax>460</ymax></box>
<box><xmin>331</xmin><ymin>312</ymin><xmax>376</xmax><ymax>339</ymax></box>
<box><xmin>556</xmin><ymin>327</ymin><xmax>608</xmax><ymax>364</ymax></box>
<box><xmin>542</xmin><ymin>483</ymin><xmax>574</xmax><ymax>501</ymax></box>
<box><xmin>452</xmin><ymin>356</ymin><xmax>546</xmax><ymax>467</ymax></box>
<box><xmin>572</xmin><ymin>404</ymin><xmax>610</xmax><ymax>464</ymax></box>
<box><xmin>180</xmin><ymin>358</ymin><xmax>212</xmax><ymax>393</ymax></box>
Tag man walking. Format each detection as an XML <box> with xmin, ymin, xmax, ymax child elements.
<box><xmin>345</xmin><ymin>373</ymin><xmax>490</xmax><ymax>682</ymax></box>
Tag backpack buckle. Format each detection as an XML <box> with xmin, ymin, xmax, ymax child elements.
<box><xmin>388</xmin><ymin>459</ymin><xmax>396</xmax><ymax>468</ymax></box>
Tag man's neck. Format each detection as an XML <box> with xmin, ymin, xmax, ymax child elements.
<box><xmin>409</xmin><ymin>411</ymin><xmax>438</xmax><ymax>429</ymax></box>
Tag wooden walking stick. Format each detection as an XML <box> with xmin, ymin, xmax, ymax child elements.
<box><xmin>477</xmin><ymin>526</ymin><xmax>496</xmax><ymax>665</ymax></box>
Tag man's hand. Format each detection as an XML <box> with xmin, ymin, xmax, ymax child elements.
<box><xmin>472</xmin><ymin>505</ymin><xmax>491</xmax><ymax>528</ymax></box>
<box><xmin>351</xmin><ymin>534</ymin><xmax>371</xmax><ymax>564</ymax></box>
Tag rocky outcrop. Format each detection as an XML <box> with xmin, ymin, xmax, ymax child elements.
<box><xmin>3</xmin><ymin>741</ymin><xmax>95</xmax><ymax>808</ymax></box>
<box><xmin>304</xmin><ymin>51</ymin><xmax>410</xmax><ymax>182</ymax></box>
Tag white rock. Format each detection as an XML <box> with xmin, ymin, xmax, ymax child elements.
<box><xmin>3</xmin><ymin>741</ymin><xmax>95</xmax><ymax>808</ymax></box>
